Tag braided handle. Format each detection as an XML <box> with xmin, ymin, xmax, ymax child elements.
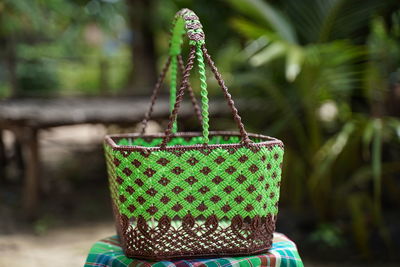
<box><xmin>139</xmin><ymin>55</ymin><xmax>202</xmax><ymax>134</ymax></box>
<box><xmin>140</xmin><ymin>10</ymin><xmax>204</xmax><ymax>135</ymax></box>
<box><xmin>168</xmin><ymin>9</ymin><xmax>207</xmax><ymax>135</ymax></box>
<box><xmin>169</xmin><ymin>9</ymin><xmax>205</xmax><ymax>52</ymax></box>
<box><xmin>160</xmin><ymin>9</ymin><xmax>251</xmax><ymax>148</ymax></box>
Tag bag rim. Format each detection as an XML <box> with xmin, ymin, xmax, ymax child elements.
<box><xmin>105</xmin><ymin>131</ymin><xmax>283</xmax><ymax>152</ymax></box>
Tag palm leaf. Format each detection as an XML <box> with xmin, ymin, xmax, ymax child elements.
<box><xmin>309</xmin><ymin>121</ymin><xmax>356</xmax><ymax>189</ymax></box>
<box><xmin>226</xmin><ymin>0</ymin><xmax>297</xmax><ymax>43</ymax></box>
<box><xmin>283</xmin><ymin>0</ymin><xmax>387</xmax><ymax>43</ymax></box>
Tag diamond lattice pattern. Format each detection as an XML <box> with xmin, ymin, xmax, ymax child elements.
<box><xmin>105</xmin><ymin>135</ymin><xmax>283</xmax><ymax>221</ymax></box>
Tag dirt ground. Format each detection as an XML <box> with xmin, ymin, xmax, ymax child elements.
<box><xmin>0</xmin><ymin>125</ymin><xmax>114</xmax><ymax>267</ymax></box>
<box><xmin>0</xmin><ymin>222</ymin><xmax>114</xmax><ymax>267</ymax></box>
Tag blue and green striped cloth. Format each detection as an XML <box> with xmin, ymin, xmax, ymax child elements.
<box><xmin>84</xmin><ymin>233</ymin><xmax>303</xmax><ymax>267</ymax></box>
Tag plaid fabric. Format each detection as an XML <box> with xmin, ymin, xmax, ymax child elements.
<box><xmin>84</xmin><ymin>233</ymin><xmax>303</xmax><ymax>267</ymax></box>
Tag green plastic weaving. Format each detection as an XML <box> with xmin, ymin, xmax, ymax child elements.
<box><xmin>103</xmin><ymin>8</ymin><xmax>285</xmax><ymax>260</ymax></box>
<box><xmin>105</xmin><ymin>136</ymin><xmax>283</xmax><ymax>221</ymax></box>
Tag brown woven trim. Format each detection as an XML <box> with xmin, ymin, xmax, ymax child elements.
<box><xmin>105</xmin><ymin>131</ymin><xmax>284</xmax><ymax>152</ymax></box>
<box><xmin>114</xmin><ymin>209</ymin><xmax>276</xmax><ymax>260</ymax></box>
<box><xmin>111</xmin><ymin>202</ymin><xmax>129</xmax><ymax>254</ymax></box>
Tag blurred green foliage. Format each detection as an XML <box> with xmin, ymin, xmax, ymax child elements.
<box><xmin>17</xmin><ymin>60</ymin><xmax>59</xmax><ymax>94</ymax></box>
<box><xmin>222</xmin><ymin>0</ymin><xmax>400</xmax><ymax>257</ymax></box>
<box><xmin>0</xmin><ymin>0</ymin><xmax>130</xmax><ymax>96</ymax></box>
<box><xmin>1</xmin><ymin>0</ymin><xmax>399</xmax><ymax>259</ymax></box>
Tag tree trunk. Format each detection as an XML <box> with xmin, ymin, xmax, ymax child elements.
<box><xmin>4</xmin><ymin>38</ymin><xmax>19</xmax><ymax>97</ymax></box>
<box><xmin>0</xmin><ymin>130</ymin><xmax>6</xmax><ymax>182</ymax></box>
<box><xmin>125</xmin><ymin>0</ymin><xmax>157</xmax><ymax>95</ymax></box>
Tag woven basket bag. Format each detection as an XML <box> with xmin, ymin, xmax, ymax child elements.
<box><xmin>104</xmin><ymin>8</ymin><xmax>284</xmax><ymax>260</ymax></box>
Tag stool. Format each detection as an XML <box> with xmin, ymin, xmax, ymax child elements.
<box><xmin>84</xmin><ymin>232</ymin><xmax>303</xmax><ymax>266</ymax></box>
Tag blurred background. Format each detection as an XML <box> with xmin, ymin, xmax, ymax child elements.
<box><xmin>1</xmin><ymin>0</ymin><xmax>400</xmax><ymax>266</ymax></box>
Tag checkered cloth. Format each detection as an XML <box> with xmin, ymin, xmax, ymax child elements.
<box><xmin>84</xmin><ymin>233</ymin><xmax>303</xmax><ymax>267</ymax></box>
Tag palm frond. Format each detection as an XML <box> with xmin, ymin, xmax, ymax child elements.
<box><xmin>283</xmin><ymin>0</ymin><xmax>388</xmax><ymax>43</ymax></box>
<box><xmin>226</xmin><ymin>0</ymin><xmax>297</xmax><ymax>43</ymax></box>
<box><xmin>309</xmin><ymin>121</ymin><xmax>356</xmax><ymax>189</ymax></box>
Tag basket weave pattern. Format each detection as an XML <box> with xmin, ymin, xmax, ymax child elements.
<box><xmin>107</xmin><ymin>135</ymin><xmax>283</xmax><ymax>220</ymax></box>
<box><xmin>104</xmin><ymin>8</ymin><xmax>285</xmax><ymax>260</ymax></box>
<box><xmin>105</xmin><ymin>133</ymin><xmax>283</xmax><ymax>259</ymax></box>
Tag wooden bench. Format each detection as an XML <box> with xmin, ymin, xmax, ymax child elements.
<box><xmin>0</xmin><ymin>97</ymin><xmax>230</xmax><ymax>218</ymax></box>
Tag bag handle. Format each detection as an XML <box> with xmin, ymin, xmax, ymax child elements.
<box><xmin>140</xmin><ymin>9</ymin><xmax>205</xmax><ymax>135</ymax></box>
<box><xmin>139</xmin><ymin>54</ymin><xmax>202</xmax><ymax>135</ymax></box>
<box><xmin>160</xmin><ymin>9</ymin><xmax>251</xmax><ymax>148</ymax></box>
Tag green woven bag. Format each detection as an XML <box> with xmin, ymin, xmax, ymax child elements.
<box><xmin>104</xmin><ymin>8</ymin><xmax>284</xmax><ymax>260</ymax></box>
